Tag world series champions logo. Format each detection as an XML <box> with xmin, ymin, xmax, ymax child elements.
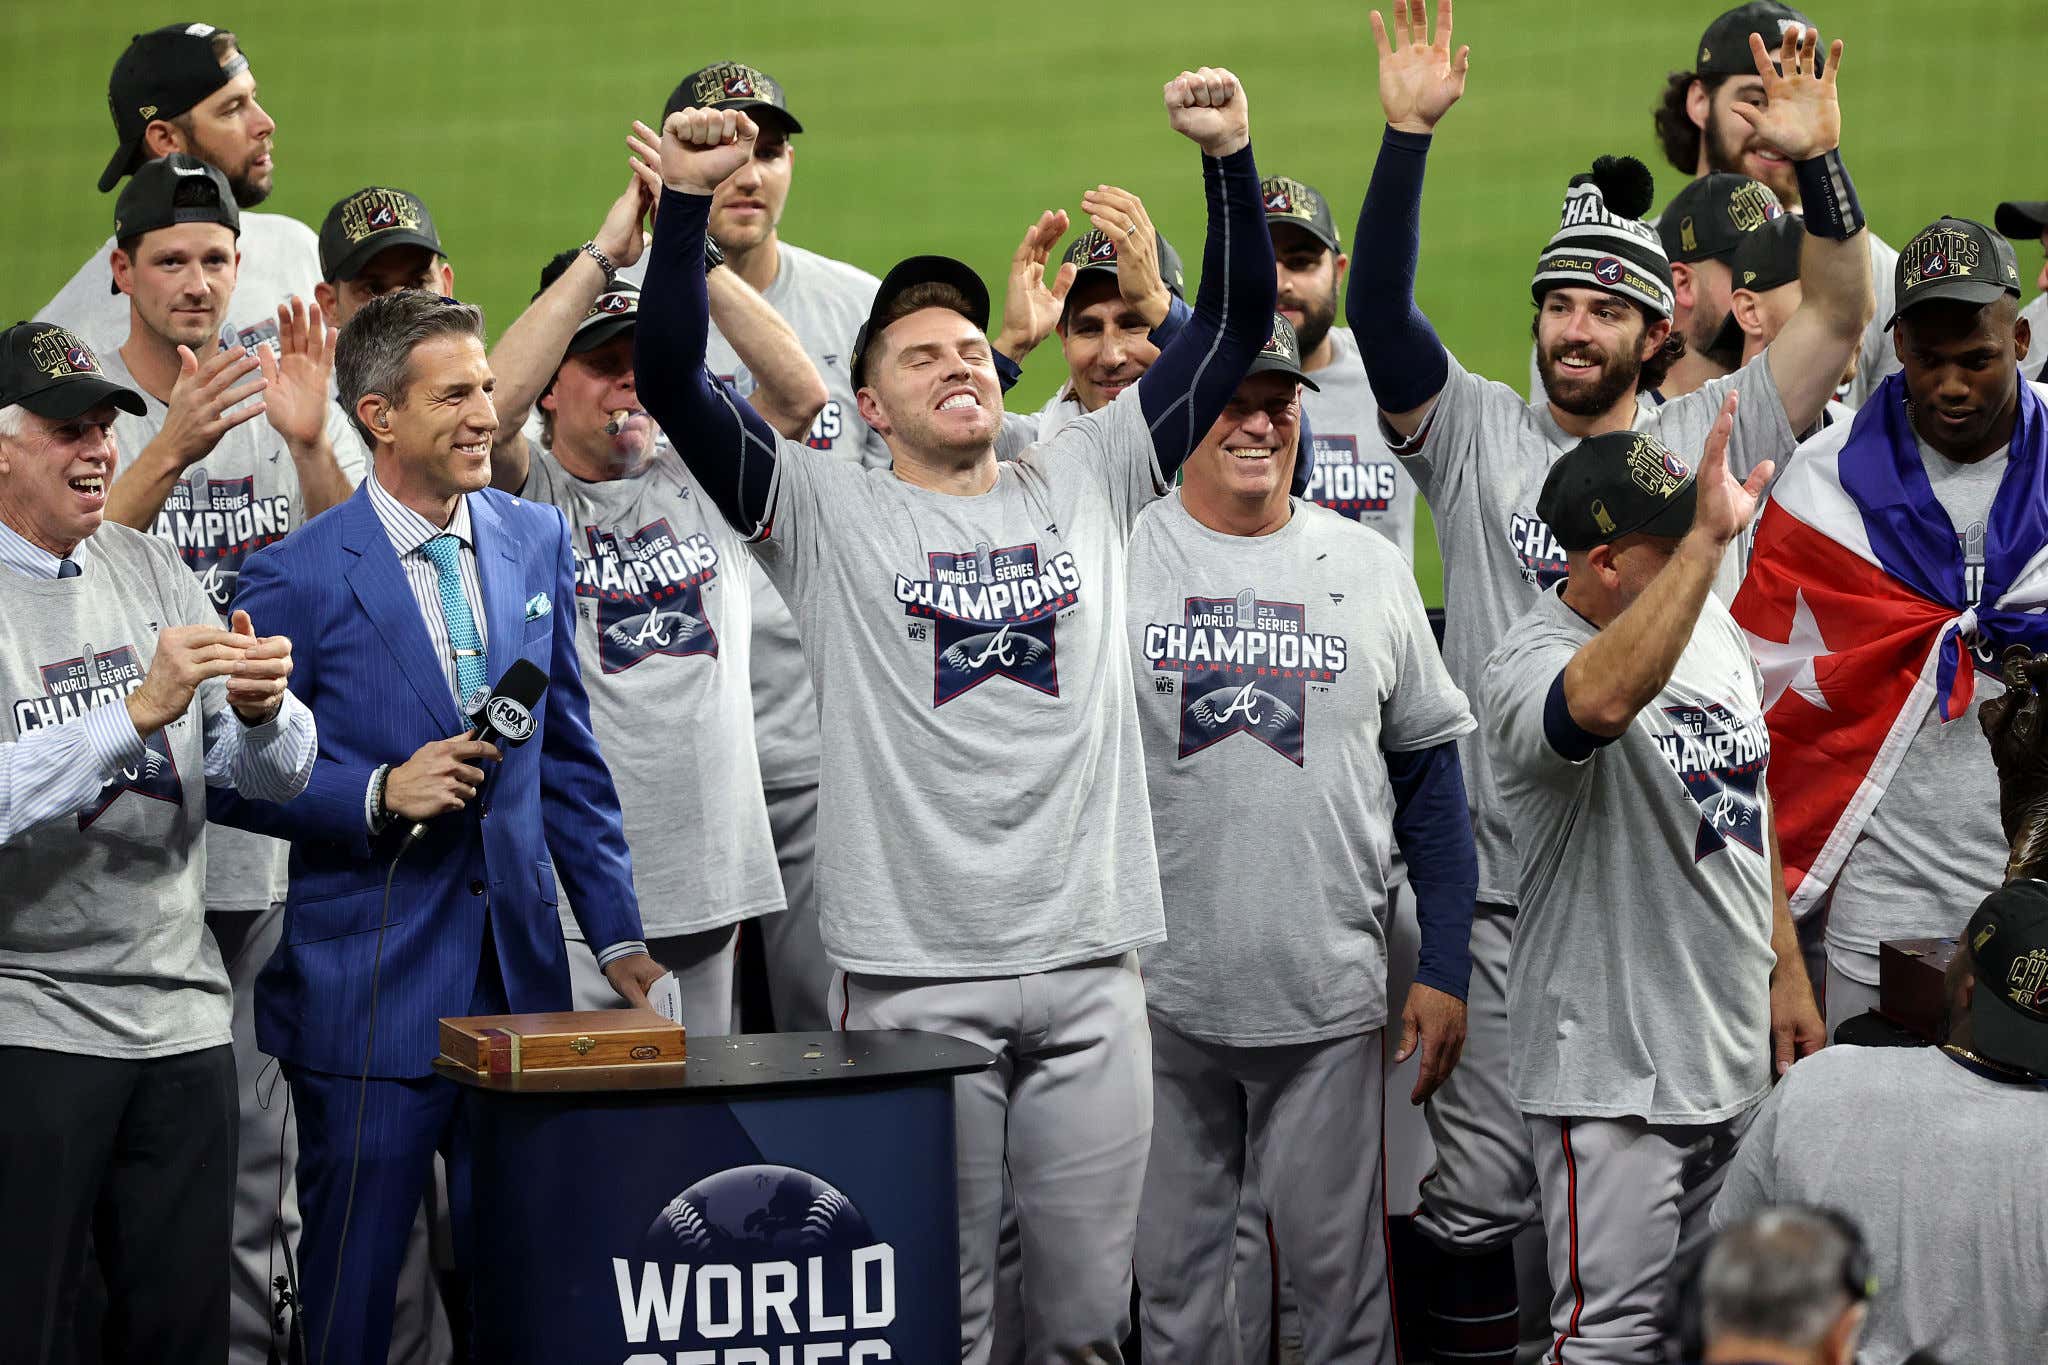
<box><xmin>1653</xmin><ymin>699</ymin><xmax>1769</xmax><ymax>861</ymax></box>
<box><xmin>11</xmin><ymin>643</ymin><xmax>183</xmax><ymax>828</ymax></box>
<box><xmin>575</xmin><ymin>518</ymin><xmax>722</xmax><ymax>674</ymax></box>
<box><xmin>895</xmin><ymin>542</ymin><xmax>1078</xmax><ymax>707</ymax></box>
<box><xmin>1143</xmin><ymin>588</ymin><xmax>1348</xmax><ymax>765</ymax></box>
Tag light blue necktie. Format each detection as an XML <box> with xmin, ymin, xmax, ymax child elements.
<box><xmin>420</xmin><ymin>533</ymin><xmax>487</xmax><ymax>710</ymax></box>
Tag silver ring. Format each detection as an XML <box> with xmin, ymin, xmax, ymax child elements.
<box><xmin>1122</xmin><ymin>224</ymin><xmax>1137</xmax><ymax>239</ymax></box>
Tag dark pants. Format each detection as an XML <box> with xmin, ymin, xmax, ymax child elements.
<box><xmin>0</xmin><ymin>1043</ymin><xmax>236</xmax><ymax>1365</ymax></box>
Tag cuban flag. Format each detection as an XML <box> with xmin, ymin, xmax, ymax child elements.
<box><xmin>1732</xmin><ymin>371</ymin><xmax>2048</xmax><ymax>916</ymax></box>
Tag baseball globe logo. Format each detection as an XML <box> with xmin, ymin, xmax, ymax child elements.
<box><xmin>615</xmin><ymin>1164</ymin><xmax>896</xmax><ymax>1355</ymax></box>
<box><xmin>1593</xmin><ymin>256</ymin><xmax>1627</xmax><ymax>286</ymax></box>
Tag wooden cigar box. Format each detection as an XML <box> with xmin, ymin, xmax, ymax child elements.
<box><xmin>439</xmin><ymin>1009</ymin><xmax>685</xmax><ymax>1076</ymax></box>
<box><xmin>1876</xmin><ymin>938</ymin><xmax>1959</xmax><ymax>1042</ymax></box>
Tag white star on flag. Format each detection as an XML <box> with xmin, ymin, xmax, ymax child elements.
<box><xmin>1747</xmin><ymin>588</ymin><xmax>1832</xmax><ymax>712</ymax></box>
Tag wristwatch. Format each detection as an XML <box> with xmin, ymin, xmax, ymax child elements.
<box><xmin>704</xmin><ymin>234</ymin><xmax>726</xmax><ymax>272</ymax></box>
<box><xmin>579</xmin><ymin>240</ymin><xmax>618</xmax><ymax>287</ymax></box>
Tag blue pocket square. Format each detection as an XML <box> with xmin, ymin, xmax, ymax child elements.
<box><xmin>524</xmin><ymin>592</ymin><xmax>552</xmax><ymax>621</ymax></box>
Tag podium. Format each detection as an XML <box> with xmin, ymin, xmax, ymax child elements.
<box><xmin>437</xmin><ymin>1028</ymin><xmax>994</xmax><ymax>1363</ymax></box>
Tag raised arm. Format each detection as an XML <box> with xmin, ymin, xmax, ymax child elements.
<box><xmin>105</xmin><ymin>345</ymin><xmax>265</xmax><ymax>529</ymax></box>
<box><xmin>487</xmin><ymin>169</ymin><xmax>654</xmax><ymax>492</ymax></box>
<box><xmin>1136</xmin><ymin>67</ymin><xmax>1277</xmax><ymax>481</ymax></box>
<box><xmin>1738</xmin><ymin>27</ymin><xmax>1873</xmax><ymax>429</ymax></box>
<box><xmin>262</xmin><ymin>298</ymin><xmax>352</xmax><ymax>516</ymax></box>
<box><xmin>1352</xmin><ymin>0</ymin><xmax>1470</xmax><ymax>440</ymax></box>
<box><xmin>634</xmin><ymin>107</ymin><xmax>786</xmax><ymax>536</ymax></box>
<box><xmin>1557</xmin><ymin>395</ymin><xmax>1767</xmax><ymax>740</ymax></box>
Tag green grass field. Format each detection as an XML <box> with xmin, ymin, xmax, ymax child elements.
<box><xmin>4</xmin><ymin>1</ymin><xmax>2044</xmax><ymax>602</ymax></box>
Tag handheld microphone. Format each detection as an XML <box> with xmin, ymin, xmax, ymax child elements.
<box><xmin>403</xmin><ymin>658</ymin><xmax>549</xmax><ymax>845</ymax></box>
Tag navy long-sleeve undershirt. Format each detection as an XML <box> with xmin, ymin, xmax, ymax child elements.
<box><xmin>1347</xmin><ymin>126</ymin><xmax>1450</xmax><ymax>417</ymax></box>
<box><xmin>1384</xmin><ymin>738</ymin><xmax>1477</xmax><ymax>999</ymax></box>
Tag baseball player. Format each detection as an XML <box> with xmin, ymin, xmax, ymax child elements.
<box><xmin>1127</xmin><ymin>312</ymin><xmax>1476</xmax><ymax>1365</ymax></box>
<box><xmin>1714</xmin><ymin>214</ymin><xmax>1854</xmax><ymax>431</ymax></box>
<box><xmin>1780</xmin><ymin>219</ymin><xmax>2038</xmax><ymax>1031</ymax></box>
<box><xmin>637</xmin><ymin>65</ymin><xmax>1276</xmax><ymax>1363</ymax></box>
<box><xmin>39</xmin><ymin>23</ymin><xmax>319</xmax><ymax>362</ymax></box>
<box><xmin>1995</xmin><ymin>197</ymin><xmax>2048</xmax><ymax>382</ymax></box>
<box><xmin>617</xmin><ymin>63</ymin><xmax>888</xmax><ymax>1037</ymax></box>
<box><xmin>1711</xmin><ymin>879</ymin><xmax>2048</xmax><ymax>1365</ymax></box>
<box><xmin>989</xmin><ymin>196</ymin><xmax>1187</xmax><ymax>443</ymax></box>
<box><xmin>88</xmin><ymin>152</ymin><xmax>362</xmax><ymax>1365</ymax></box>
<box><xmin>1484</xmin><ymin>405</ymin><xmax>1824</xmax><ymax>1365</ymax></box>
<box><xmin>1652</xmin><ymin>173</ymin><xmax>1786</xmax><ymax>399</ymax></box>
<box><xmin>486</xmin><ymin>158</ymin><xmax>833</xmax><ymax>1037</ymax></box>
<box><xmin>1651</xmin><ymin>1</ymin><xmax>1901</xmax><ymax>406</ymax></box>
<box><xmin>1350</xmin><ymin>5</ymin><xmax>1868</xmax><ymax>1359</ymax></box>
<box><xmin>1264</xmin><ymin>174</ymin><xmax>1418</xmax><ymax>562</ymax></box>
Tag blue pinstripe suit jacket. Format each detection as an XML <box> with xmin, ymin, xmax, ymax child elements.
<box><xmin>214</xmin><ymin>481</ymin><xmax>642</xmax><ymax>1077</ymax></box>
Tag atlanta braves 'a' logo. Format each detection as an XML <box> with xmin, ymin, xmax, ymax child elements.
<box><xmin>152</xmin><ymin>470</ymin><xmax>293</xmax><ymax>620</ymax></box>
<box><xmin>895</xmin><ymin>542</ymin><xmax>1079</xmax><ymax>706</ymax></box>
<box><xmin>576</xmin><ymin>518</ymin><xmax>720</xmax><ymax>673</ymax></box>
<box><xmin>1652</xmin><ymin>699</ymin><xmax>1770</xmax><ymax>861</ymax></box>
<box><xmin>10</xmin><ymin>643</ymin><xmax>183</xmax><ymax>828</ymax></box>
<box><xmin>1143</xmin><ymin>589</ymin><xmax>1348</xmax><ymax>764</ymax></box>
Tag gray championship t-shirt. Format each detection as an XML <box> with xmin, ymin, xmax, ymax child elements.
<box><xmin>520</xmin><ymin>443</ymin><xmax>784</xmax><ymax>938</ymax></box>
<box><xmin>750</xmin><ymin>392</ymin><xmax>1166</xmax><ymax>976</ymax></box>
<box><xmin>624</xmin><ymin>243</ymin><xmax>885</xmax><ymax>791</ymax></box>
<box><xmin>1128</xmin><ymin>493</ymin><xmax>1472</xmax><ymax>1044</ymax></box>
<box><xmin>0</xmin><ymin>525</ymin><xmax>234</xmax><ymax>1056</ymax></box>
<box><xmin>1394</xmin><ymin>351</ymin><xmax>1793</xmax><ymax>905</ymax></box>
<box><xmin>1484</xmin><ymin>586</ymin><xmax>1776</xmax><ymax>1123</ymax></box>
<box><xmin>1302</xmin><ymin>326</ymin><xmax>1417</xmax><ymax>562</ymax></box>
<box><xmin>101</xmin><ymin>347</ymin><xmax>360</xmax><ymax>913</ymax></box>
<box><xmin>1826</xmin><ymin>436</ymin><xmax>2010</xmax><ymax>980</ymax></box>
<box><xmin>37</xmin><ymin>211</ymin><xmax>324</xmax><ymax>361</ymax></box>
<box><xmin>1712</xmin><ymin>1045</ymin><xmax>2048</xmax><ymax>1365</ymax></box>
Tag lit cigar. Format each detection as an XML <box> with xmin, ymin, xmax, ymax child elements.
<box><xmin>605</xmin><ymin>408</ymin><xmax>631</xmax><ymax>436</ymax></box>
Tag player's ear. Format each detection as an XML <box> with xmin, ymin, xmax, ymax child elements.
<box><xmin>141</xmin><ymin>118</ymin><xmax>184</xmax><ymax>159</ymax></box>
<box><xmin>110</xmin><ymin>248</ymin><xmax>135</xmax><ymax>297</ymax></box>
<box><xmin>854</xmin><ymin>385</ymin><xmax>890</xmax><ymax>438</ymax></box>
<box><xmin>2014</xmin><ymin>315</ymin><xmax>2031</xmax><ymax>364</ymax></box>
<box><xmin>1333</xmin><ymin>251</ymin><xmax>1350</xmax><ymax>287</ymax></box>
<box><xmin>1670</xmin><ymin>261</ymin><xmax>1696</xmax><ymax>312</ymax></box>
<box><xmin>1731</xmin><ymin>290</ymin><xmax>1762</xmax><ymax>341</ymax></box>
<box><xmin>313</xmin><ymin>281</ymin><xmax>339</xmax><ymax>320</ymax></box>
<box><xmin>1641</xmin><ymin>315</ymin><xmax>1672</xmax><ymax>363</ymax></box>
<box><xmin>1684</xmin><ymin>78</ymin><xmax>1712</xmax><ymax>135</ymax></box>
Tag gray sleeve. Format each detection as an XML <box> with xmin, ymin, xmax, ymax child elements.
<box><xmin>1675</xmin><ymin>354</ymin><xmax>1797</xmax><ymax>481</ymax></box>
<box><xmin>1044</xmin><ymin>391</ymin><xmax>1161</xmax><ymax>530</ymax></box>
<box><xmin>1383</xmin><ymin>353</ymin><xmax>1501</xmax><ymax>503</ymax></box>
<box><xmin>1845</xmin><ymin>236</ymin><xmax>1903</xmax><ymax>408</ymax></box>
<box><xmin>1483</xmin><ymin>632</ymin><xmax>1592</xmax><ymax>783</ymax></box>
<box><xmin>1709</xmin><ymin>1074</ymin><xmax>1786</xmax><ymax>1231</ymax></box>
<box><xmin>1380</xmin><ymin>558</ymin><xmax>1477</xmax><ymax>752</ymax></box>
<box><xmin>994</xmin><ymin>412</ymin><xmax>1040</xmax><ymax>463</ymax></box>
<box><xmin>746</xmin><ymin>436</ymin><xmax>859</xmax><ymax>605</ymax></box>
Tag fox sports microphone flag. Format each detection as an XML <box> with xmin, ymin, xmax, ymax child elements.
<box><xmin>1731</xmin><ymin>372</ymin><xmax>2048</xmax><ymax>917</ymax></box>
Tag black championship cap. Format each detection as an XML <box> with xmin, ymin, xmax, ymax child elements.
<box><xmin>665</xmin><ymin>61</ymin><xmax>803</xmax><ymax>134</ymax></box>
<box><xmin>1695</xmin><ymin>2</ymin><xmax>1818</xmax><ymax>78</ymax></box>
<box><xmin>1729</xmin><ymin>213</ymin><xmax>1804</xmax><ymax>295</ymax></box>
<box><xmin>1888</xmin><ymin>217</ymin><xmax>2024</xmax><ymax>329</ymax></box>
<box><xmin>1963</xmin><ymin>880</ymin><xmax>2048</xmax><ymax>1077</ymax></box>
<box><xmin>1245</xmin><ymin>313</ymin><xmax>1321</xmax><ymax>392</ymax></box>
<box><xmin>1061</xmin><ymin>227</ymin><xmax>1188</xmax><ymax>302</ymax></box>
<box><xmin>0</xmin><ymin>322</ymin><xmax>146</xmax><ymax>420</ymax></box>
<box><xmin>1995</xmin><ymin>200</ymin><xmax>2048</xmax><ymax>241</ymax></box>
<box><xmin>113</xmin><ymin>154</ymin><xmax>240</xmax><ymax>256</ymax></box>
<box><xmin>1536</xmin><ymin>429</ymin><xmax>1697</xmax><ymax>551</ymax></box>
<box><xmin>320</xmin><ymin>187</ymin><xmax>444</xmax><ymax>283</ymax></box>
<box><xmin>1533</xmin><ymin>156</ymin><xmax>1676</xmax><ymax>320</ymax></box>
<box><xmin>99</xmin><ymin>22</ymin><xmax>245</xmax><ymax>193</ymax></box>
<box><xmin>849</xmin><ymin>256</ymin><xmax>991</xmax><ymax>387</ymax></box>
<box><xmin>1262</xmin><ymin>175</ymin><xmax>1342</xmax><ymax>254</ymax></box>
<box><xmin>1659</xmin><ymin>173</ymin><xmax>1784</xmax><ymax>264</ymax></box>
<box><xmin>567</xmin><ymin>284</ymin><xmax>640</xmax><ymax>357</ymax></box>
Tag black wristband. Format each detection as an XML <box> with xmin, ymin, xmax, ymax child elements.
<box><xmin>704</xmin><ymin>234</ymin><xmax>726</xmax><ymax>272</ymax></box>
<box><xmin>1794</xmin><ymin>148</ymin><xmax>1864</xmax><ymax>240</ymax></box>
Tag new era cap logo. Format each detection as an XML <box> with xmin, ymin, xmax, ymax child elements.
<box><xmin>28</xmin><ymin>328</ymin><xmax>100</xmax><ymax>380</ymax></box>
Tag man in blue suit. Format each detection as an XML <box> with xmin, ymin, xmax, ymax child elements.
<box><xmin>219</xmin><ymin>289</ymin><xmax>663</xmax><ymax>1362</ymax></box>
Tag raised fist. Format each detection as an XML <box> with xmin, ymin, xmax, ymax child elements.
<box><xmin>658</xmin><ymin>107</ymin><xmax>758</xmax><ymax>196</ymax></box>
<box><xmin>1164</xmin><ymin>67</ymin><xmax>1249</xmax><ymax>159</ymax></box>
